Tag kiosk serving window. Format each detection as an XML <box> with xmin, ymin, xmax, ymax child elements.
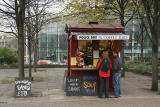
<box><xmin>76</xmin><ymin>40</ymin><xmax>111</xmax><ymax>68</ymax></box>
<box><xmin>78</xmin><ymin>40</ymin><xmax>93</xmax><ymax>67</ymax></box>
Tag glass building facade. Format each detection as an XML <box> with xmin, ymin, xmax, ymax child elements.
<box><xmin>38</xmin><ymin>16</ymin><xmax>160</xmax><ymax>62</ymax></box>
<box><xmin>124</xmin><ymin>18</ymin><xmax>153</xmax><ymax>60</ymax></box>
<box><xmin>38</xmin><ymin>18</ymin><xmax>67</xmax><ymax>62</ymax></box>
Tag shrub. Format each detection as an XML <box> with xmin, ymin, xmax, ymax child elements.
<box><xmin>0</xmin><ymin>47</ymin><xmax>18</xmax><ymax>64</ymax></box>
<box><xmin>144</xmin><ymin>59</ymin><xmax>152</xmax><ymax>65</ymax></box>
<box><xmin>133</xmin><ymin>60</ymin><xmax>141</xmax><ymax>64</ymax></box>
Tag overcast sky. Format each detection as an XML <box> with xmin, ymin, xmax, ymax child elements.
<box><xmin>0</xmin><ymin>0</ymin><xmax>70</xmax><ymax>33</ymax></box>
<box><xmin>46</xmin><ymin>0</ymin><xmax>71</xmax><ymax>14</ymax></box>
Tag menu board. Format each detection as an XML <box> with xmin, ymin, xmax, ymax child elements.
<box><xmin>82</xmin><ymin>75</ymin><xmax>97</xmax><ymax>96</ymax></box>
<box><xmin>15</xmin><ymin>78</ymin><xmax>31</xmax><ymax>97</ymax></box>
<box><xmin>66</xmin><ymin>76</ymin><xmax>82</xmax><ymax>96</ymax></box>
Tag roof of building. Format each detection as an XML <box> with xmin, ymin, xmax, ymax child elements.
<box><xmin>65</xmin><ymin>22</ymin><xmax>124</xmax><ymax>33</ymax></box>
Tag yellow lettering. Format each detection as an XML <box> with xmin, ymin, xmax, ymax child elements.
<box><xmin>83</xmin><ymin>81</ymin><xmax>96</xmax><ymax>91</ymax></box>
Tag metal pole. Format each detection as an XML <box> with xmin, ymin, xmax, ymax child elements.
<box><xmin>26</xmin><ymin>35</ymin><xmax>29</xmax><ymax>64</ymax></box>
<box><xmin>132</xmin><ymin>19</ymin><xmax>135</xmax><ymax>61</ymax></box>
<box><xmin>47</xmin><ymin>29</ymin><xmax>49</xmax><ymax>57</ymax></box>
<box><xmin>2</xmin><ymin>36</ymin><xmax>5</xmax><ymax>47</ymax></box>
<box><xmin>4</xmin><ymin>36</ymin><xmax>5</xmax><ymax>47</ymax></box>
<box><xmin>38</xmin><ymin>35</ymin><xmax>40</xmax><ymax>60</ymax></box>
<box><xmin>57</xmin><ymin>22</ymin><xmax>60</xmax><ymax>62</ymax></box>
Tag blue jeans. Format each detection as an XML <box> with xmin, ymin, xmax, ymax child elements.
<box><xmin>99</xmin><ymin>77</ymin><xmax>109</xmax><ymax>98</ymax></box>
<box><xmin>113</xmin><ymin>73</ymin><xmax>121</xmax><ymax>97</ymax></box>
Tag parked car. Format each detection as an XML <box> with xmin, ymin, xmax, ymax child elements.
<box><xmin>38</xmin><ymin>60</ymin><xmax>52</xmax><ymax>64</ymax></box>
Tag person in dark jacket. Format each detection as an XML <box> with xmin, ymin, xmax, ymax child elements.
<box><xmin>113</xmin><ymin>50</ymin><xmax>122</xmax><ymax>98</ymax></box>
<box><xmin>96</xmin><ymin>50</ymin><xmax>112</xmax><ymax>98</ymax></box>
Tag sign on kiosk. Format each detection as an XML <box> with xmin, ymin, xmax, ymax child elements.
<box><xmin>77</xmin><ymin>35</ymin><xmax>130</xmax><ymax>40</ymax></box>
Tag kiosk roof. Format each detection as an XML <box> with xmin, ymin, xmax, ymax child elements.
<box><xmin>65</xmin><ymin>22</ymin><xmax>124</xmax><ymax>33</ymax></box>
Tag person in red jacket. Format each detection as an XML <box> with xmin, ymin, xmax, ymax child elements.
<box><xmin>96</xmin><ymin>50</ymin><xmax>112</xmax><ymax>98</ymax></box>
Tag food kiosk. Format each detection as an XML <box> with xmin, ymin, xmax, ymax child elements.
<box><xmin>64</xmin><ymin>22</ymin><xmax>130</xmax><ymax>96</ymax></box>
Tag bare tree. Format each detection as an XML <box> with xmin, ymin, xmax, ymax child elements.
<box><xmin>104</xmin><ymin>0</ymin><xmax>138</xmax><ymax>26</ymax></box>
<box><xmin>25</xmin><ymin>0</ymin><xmax>53</xmax><ymax>73</ymax></box>
<box><xmin>133</xmin><ymin>0</ymin><xmax>160</xmax><ymax>91</ymax></box>
<box><xmin>139</xmin><ymin>20</ymin><xmax>145</xmax><ymax>61</ymax></box>
<box><xmin>142</xmin><ymin>0</ymin><xmax>160</xmax><ymax>91</ymax></box>
<box><xmin>0</xmin><ymin>0</ymin><xmax>53</xmax><ymax>78</ymax></box>
<box><xmin>103</xmin><ymin>0</ymin><xmax>140</xmax><ymax>77</ymax></box>
<box><xmin>25</xmin><ymin>0</ymin><xmax>32</xmax><ymax>79</ymax></box>
<box><xmin>0</xmin><ymin>0</ymin><xmax>26</xmax><ymax>78</ymax></box>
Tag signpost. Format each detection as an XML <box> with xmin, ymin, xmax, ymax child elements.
<box><xmin>15</xmin><ymin>78</ymin><xmax>31</xmax><ymax>97</ymax></box>
<box><xmin>66</xmin><ymin>76</ymin><xmax>82</xmax><ymax>96</ymax></box>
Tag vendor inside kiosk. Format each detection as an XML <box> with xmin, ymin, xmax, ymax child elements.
<box><xmin>77</xmin><ymin>40</ymin><xmax>112</xmax><ymax>68</ymax></box>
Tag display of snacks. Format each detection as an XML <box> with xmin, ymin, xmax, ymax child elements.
<box><xmin>77</xmin><ymin>63</ymin><xmax>83</xmax><ymax>68</ymax></box>
<box><xmin>76</xmin><ymin>52</ymin><xmax>84</xmax><ymax>57</ymax></box>
<box><xmin>76</xmin><ymin>51</ymin><xmax>84</xmax><ymax>68</ymax></box>
<box><xmin>76</xmin><ymin>57</ymin><xmax>84</xmax><ymax>63</ymax></box>
<box><xmin>83</xmin><ymin>65</ymin><xmax>94</xmax><ymax>68</ymax></box>
<box><xmin>88</xmin><ymin>65</ymin><xmax>93</xmax><ymax>68</ymax></box>
<box><xmin>77</xmin><ymin>42</ymin><xmax>96</xmax><ymax>68</ymax></box>
<box><xmin>82</xmin><ymin>42</ymin><xmax>93</xmax><ymax>66</ymax></box>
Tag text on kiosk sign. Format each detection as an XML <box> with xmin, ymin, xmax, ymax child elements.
<box><xmin>77</xmin><ymin>35</ymin><xmax>130</xmax><ymax>40</ymax></box>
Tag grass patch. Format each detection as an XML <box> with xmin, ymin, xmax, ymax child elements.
<box><xmin>0</xmin><ymin>76</ymin><xmax>48</xmax><ymax>84</ymax></box>
<box><xmin>0</xmin><ymin>77</ymin><xmax>15</xmax><ymax>84</ymax></box>
<box><xmin>24</xmin><ymin>70</ymin><xmax>47</xmax><ymax>73</ymax></box>
<box><xmin>0</xmin><ymin>64</ymin><xmax>67</xmax><ymax>69</ymax></box>
<box><xmin>125</xmin><ymin>60</ymin><xmax>160</xmax><ymax>76</ymax></box>
<box><xmin>32</xmin><ymin>77</ymin><xmax>48</xmax><ymax>82</ymax></box>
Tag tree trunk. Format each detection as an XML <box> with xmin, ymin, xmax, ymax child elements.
<box><xmin>140</xmin><ymin>37</ymin><xmax>144</xmax><ymax>61</ymax></box>
<box><xmin>121</xmin><ymin>41</ymin><xmax>125</xmax><ymax>77</ymax></box>
<box><xmin>17</xmin><ymin>0</ymin><xmax>26</xmax><ymax>78</ymax></box>
<box><xmin>27</xmin><ymin>0</ymin><xmax>32</xmax><ymax>79</ymax></box>
<box><xmin>120</xmin><ymin>15</ymin><xmax>125</xmax><ymax>77</ymax></box>
<box><xmin>18</xmin><ymin>34</ymin><xmax>25</xmax><ymax>77</ymax></box>
<box><xmin>33</xmin><ymin>33</ymin><xmax>38</xmax><ymax>72</ymax></box>
<box><xmin>28</xmin><ymin>36</ymin><xmax>32</xmax><ymax>78</ymax></box>
<box><xmin>33</xmin><ymin>12</ymin><xmax>39</xmax><ymax>72</ymax></box>
<box><xmin>140</xmin><ymin>25</ymin><xmax>144</xmax><ymax>62</ymax></box>
<box><xmin>151</xmin><ymin>31</ymin><xmax>159</xmax><ymax>91</ymax></box>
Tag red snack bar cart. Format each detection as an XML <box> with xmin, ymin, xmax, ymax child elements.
<box><xmin>64</xmin><ymin>22</ymin><xmax>130</xmax><ymax>96</ymax></box>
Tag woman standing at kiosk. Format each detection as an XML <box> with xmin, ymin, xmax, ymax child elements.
<box><xmin>96</xmin><ymin>50</ymin><xmax>112</xmax><ymax>98</ymax></box>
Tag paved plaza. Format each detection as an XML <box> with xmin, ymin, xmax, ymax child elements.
<box><xmin>0</xmin><ymin>68</ymin><xmax>160</xmax><ymax>107</ymax></box>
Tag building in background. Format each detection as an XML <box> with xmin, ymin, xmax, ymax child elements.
<box><xmin>0</xmin><ymin>33</ymin><xmax>18</xmax><ymax>52</ymax></box>
<box><xmin>38</xmin><ymin>17</ymin><xmax>67</xmax><ymax>63</ymax></box>
<box><xmin>124</xmin><ymin>18</ymin><xmax>153</xmax><ymax>61</ymax></box>
<box><xmin>38</xmin><ymin>15</ymin><xmax>160</xmax><ymax>63</ymax></box>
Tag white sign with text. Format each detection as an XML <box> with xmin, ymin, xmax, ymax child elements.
<box><xmin>77</xmin><ymin>35</ymin><xmax>130</xmax><ymax>40</ymax></box>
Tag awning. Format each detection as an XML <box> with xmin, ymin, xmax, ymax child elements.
<box><xmin>72</xmin><ymin>32</ymin><xmax>130</xmax><ymax>40</ymax></box>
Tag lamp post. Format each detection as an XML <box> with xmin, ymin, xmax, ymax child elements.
<box><xmin>57</xmin><ymin>22</ymin><xmax>60</xmax><ymax>62</ymax></box>
<box><xmin>2</xmin><ymin>35</ymin><xmax>5</xmax><ymax>47</ymax></box>
<box><xmin>25</xmin><ymin>35</ymin><xmax>29</xmax><ymax>64</ymax></box>
<box><xmin>47</xmin><ymin>29</ymin><xmax>49</xmax><ymax>57</ymax></box>
<box><xmin>132</xmin><ymin>19</ymin><xmax>135</xmax><ymax>61</ymax></box>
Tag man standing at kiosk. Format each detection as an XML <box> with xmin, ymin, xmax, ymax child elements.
<box><xmin>113</xmin><ymin>50</ymin><xmax>122</xmax><ymax>98</ymax></box>
<box><xmin>96</xmin><ymin>50</ymin><xmax>112</xmax><ymax>98</ymax></box>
